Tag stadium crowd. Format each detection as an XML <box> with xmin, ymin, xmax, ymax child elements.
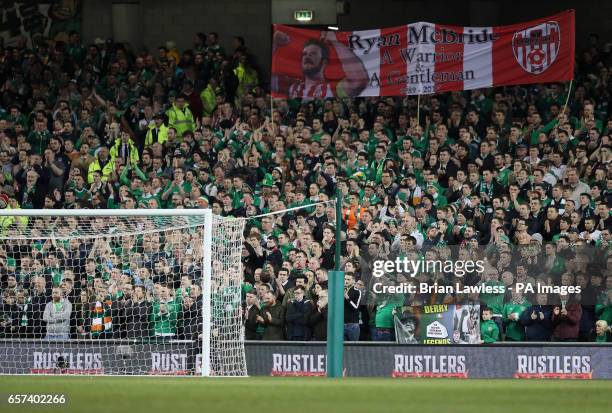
<box><xmin>0</xmin><ymin>30</ymin><xmax>611</xmax><ymax>344</ymax></box>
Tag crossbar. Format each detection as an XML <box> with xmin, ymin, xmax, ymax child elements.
<box><xmin>0</xmin><ymin>209</ymin><xmax>209</xmax><ymax>217</ymax></box>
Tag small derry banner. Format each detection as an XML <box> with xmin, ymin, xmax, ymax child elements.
<box><xmin>394</xmin><ymin>304</ymin><xmax>481</xmax><ymax>344</ymax></box>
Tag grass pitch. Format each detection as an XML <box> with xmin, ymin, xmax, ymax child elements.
<box><xmin>0</xmin><ymin>376</ymin><xmax>610</xmax><ymax>413</ymax></box>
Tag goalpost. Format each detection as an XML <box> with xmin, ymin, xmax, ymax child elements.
<box><xmin>0</xmin><ymin>209</ymin><xmax>246</xmax><ymax>377</ymax></box>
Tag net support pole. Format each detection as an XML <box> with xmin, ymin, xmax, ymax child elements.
<box><xmin>201</xmin><ymin>208</ymin><xmax>213</xmax><ymax>377</ymax></box>
<box><xmin>416</xmin><ymin>93</ymin><xmax>421</xmax><ymax>126</ymax></box>
<box><xmin>327</xmin><ymin>191</ymin><xmax>344</xmax><ymax>378</ymax></box>
<box><xmin>561</xmin><ymin>78</ymin><xmax>574</xmax><ymax>118</ymax></box>
<box><xmin>334</xmin><ymin>190</ymin><xmax>342</xmax><ymax>273</ymax></box>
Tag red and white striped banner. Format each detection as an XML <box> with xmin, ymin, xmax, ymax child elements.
<box><xmin>271</xmin><ymin>10</ymin><xmax>574</xmax><ymax>98</ymax></box>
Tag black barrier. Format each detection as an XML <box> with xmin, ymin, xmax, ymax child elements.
<box><xmin>0</xmin><ymin>340</ymin><xmax>610</xmax><ymax>378</ymax></box>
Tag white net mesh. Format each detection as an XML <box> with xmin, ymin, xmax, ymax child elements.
<box><xmin>0</xmin><ymin>211</ymin><xmax>246</xmax><ymax>376</ymax></box>
<box><xmin>210</xmin><ymin>215</ymin><xmax>247</xmax><ymax>376</ymax></box>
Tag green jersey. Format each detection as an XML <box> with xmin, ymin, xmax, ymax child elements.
<box><xmin>595</xmin><ymin>295</ymin><xmax>612</xmax><ymax>325</ymax></box>
<box><xmin>375</xmin><ymin>295</ymin><xmax>403</xmax><ymax>328</ymax></box>
<box><xmin>503</xmin><ymin>299</ymin><xmax>530</xmax><ymax>341</ymax></box>
<box><xmin>151</xmin><ymin>299</ymin><xmax>181</xmax><ymax>336</ymax></box>
<box><xmin>480</xmin><ymin>319</ymin><xmax>499</xmax><ymax>343</ymax></box>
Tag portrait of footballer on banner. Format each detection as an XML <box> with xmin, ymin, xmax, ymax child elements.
<box><xmin>271</xmin><ymin>27</ymin><xmax>369</xmax><ymax>98</ymax></box>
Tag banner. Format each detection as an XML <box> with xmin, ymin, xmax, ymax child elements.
<box><xmin>247</xmin><ymin>343</ymin><xmax>612</xmax><ymax>379</ymax></box>
<box><xmin>0</xmin><ymin>340</ymin><xmax>201</xmax><ymax>375</ymax></box>
<box><xmin>0</xmin><ymin>341</ymin><xmax>610</xmax><ymax>378</ymax></box>
<box><xmin>0</xmin><ymin>1</ymin><xmax>82</xmax><ymax>47</ymax></box>
<box><xmin>394</xmin><ymin>304</ymin><xmax>480</xmax><ymax>345</ymax></box>
<box><xmin>271</xmin><ymin>10</ymin><xmax>574</xmax><ymax>98</ymax></box>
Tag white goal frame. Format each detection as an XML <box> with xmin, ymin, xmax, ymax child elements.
<box><xmin>0</xmin><ymin>208</ymin><xmax>218</xmax><ymax>377</ymax></box>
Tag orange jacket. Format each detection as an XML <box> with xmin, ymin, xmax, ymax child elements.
<box><xmin>343</xmin><ymin>205</ymin><xmax>367</xmax><ymax>230</ymax></box>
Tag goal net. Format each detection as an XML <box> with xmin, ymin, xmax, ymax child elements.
<box><xmin>0</xmin><ymin>209</ymin><xmax>246</xmax><ymax>376</ymax></box>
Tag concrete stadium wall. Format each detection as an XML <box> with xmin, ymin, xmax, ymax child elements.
<box><xmin>81</xmin><ymin>0</ymin><xmax>610</xmax><ymax>84</ymax></box>
<box><xmin>337</xmin><ymin>0</ymin><xmax>609</xmax><ymax>49</ymax></box>
<box><xmin>82</xmin><ymin>0</ymin><xmax>272</xmax><ymax>80</ymax></box>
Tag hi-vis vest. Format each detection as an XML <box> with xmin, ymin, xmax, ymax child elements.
<box><xmin>166</xmin><ymin>104</ymin><xmax>195</xmax><ymax>137</ymax></box>
<box><xmin>145</xmin><ymin>123</ymin><xmax>169</xmax><ymax>146</ymax></box>
<box><xmin>0</xmin><ymin>207</ymin><xmax>28</xmax><ymax>235</ymax></box>
<box><xmin>87</xmin><ymin>157</ymin><xmax>115</xmax><ymax>184</ymax></box>
<box><xmin>109</xmin><ymin>138</ymin><xmax>140</xmax><ymax>165</ymax></box>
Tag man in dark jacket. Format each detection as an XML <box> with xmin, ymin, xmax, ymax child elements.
<box><xmin>434</xmin><ymin>147</ymin><xmax>459</xmax><ymax>188</ymax></box>
<box><xmin>0</xmin><ymin>291</ymin><xmax>19</xmax><ymax>338</ymax></box>
<box><xmin>183</xmin><ymin>285</ymin><xmax>203</xmax><ymax>375</ymax></box>
<box><xmin>309</xmin><ymin>290</ymin><xmax>327</xmax><ymax>341</ymax></box>
<box><xmin>120</xmin><ymin>285</ymin><xmax>151</xmax><ymax>339</ymax></box>
<box><xmin>17</xmin><ymin>169</ymin><xmax>45</xmax><ymax>209</ymax></box>
<box><xmin>576</xmin><ymin>273</ymin><xmax>597</xmax><ymax>341</ymax></box>
<box><xmin>475</xmin><ymin>168</ymin><xmax>505</xmax><ymax>206</ymax></box>
<box><xmin>243</xmin><ymin>291</ymin><xmax>261</xmax><ymax>340</ymax></box>
<box><xmin>13</xmin><ymin>289</ymin><xmax>32</xmax><ymax>337</ymax></box>
<box><xmin>285</xmin><ymin>286</ymin><xmax>313</xmax><ymax>340</ymax></box>
<box><xmin>179</xmin><ymin>285</ymin><xmax>202</xmax><ymax>340</ymax></box>
<box><xmin>29</xmin><ymin>276</ymin><xmax>49</xmax><ymax>338</ymax></box>
<box><xmin>261</xmin><ymin>291</ymin><xmax>285</xmax><ymax>340</ymax></box>
<box><xmin>344</xmin><ymin>273</ymin><xmax>362</xmax><ymax>341</ymax></box>
<box><xmin>520</xmin><ymin>293</ymin><xmax>553</xmax><ymax>341</ymax></box>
